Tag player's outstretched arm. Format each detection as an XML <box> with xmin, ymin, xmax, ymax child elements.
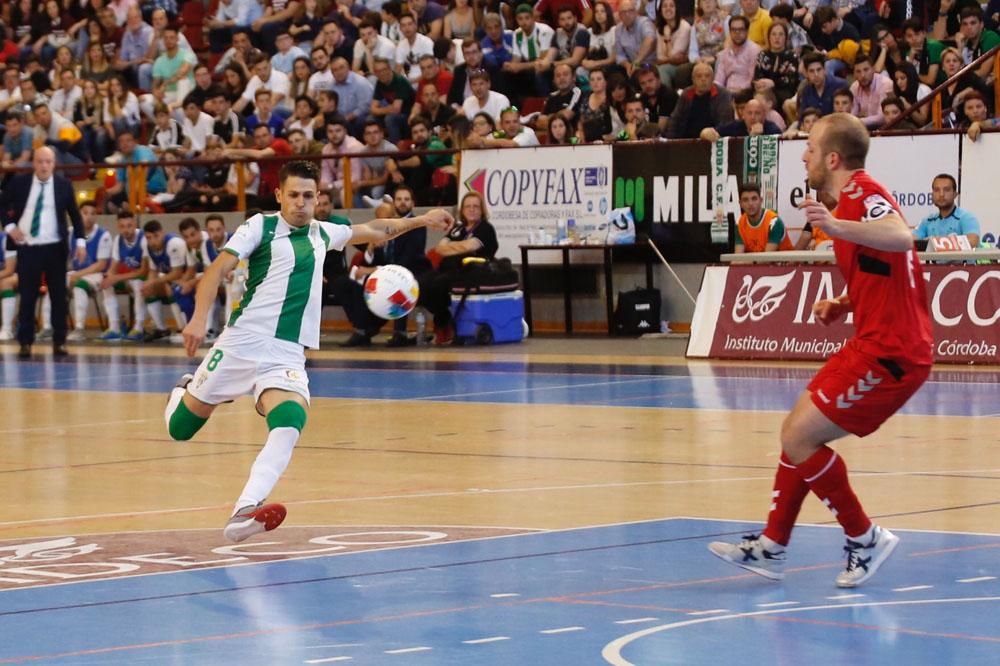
<box><xmin>182</xmin><ymin>251</ymin><xmax>239</xmax><ymax>357</ymax></box>
<box><xmin>348</xmin><ymin>208</ymin><xmax>455</xmax><ymax>246</ymax></box>
<box><xmin>800</xmin><ymin>199</ymin><xmax>913</xmax><ymax>252</ymax></box>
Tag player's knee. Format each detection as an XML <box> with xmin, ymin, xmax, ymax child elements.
<box><xmin>266</xmin><ymin>400</ymin><xmax>308</xmax><ymax>432</ymax></box>
<box><xmin>168</xmin><ymin>400</ymin><xmax>208</xmax><ymax>441</ymax></box>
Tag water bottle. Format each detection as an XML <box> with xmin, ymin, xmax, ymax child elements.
<box><xmin>415</xmin><ymin>310</ymin><xmax>427</xmax><ymax>345</ymax></box>
<box><xmin>556</xmin><ymin>219</ymin><xmax>567</xmax><ymax>242</ymax></box>
<box><xmin>567</xmin><ymin>218</ymin><xmax>578</xmax><ymax>243</ymax></box>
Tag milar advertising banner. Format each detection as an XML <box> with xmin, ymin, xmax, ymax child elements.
<box><xmin>958</xmin><ymin>133</ymin><xmax>1000</xmax><ymax>244</ymax></box>
<box><xmin>689</xmin><ymin>264</ymin><xmax>1000</xmax><ymax>364</ymax></box>
<box><xmin>459</xmin><ymin>145</ymin><xmax>613</xmax><ymax>261</ymax></box>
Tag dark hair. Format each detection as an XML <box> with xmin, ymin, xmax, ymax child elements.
<box><xmin>933</xmin><ymin>173</ymin><xmax>957</xmax><ymax>190</ymax></box>
<box><xmin>468</xmin><ymin>68</ymin><xmax>491</xmax><ymax>83</ymax></box>
<box><xmin>729</xmin><ymin>15</ymin><xmax>749</xmax><ymax>31</ymax></box>
<box><xmin>205</xmin><ymin>213</ymin><xmax>225</xmax><ymax>226</ymax></box>
<box><xmin>245</xmin><ymin>208</ymin><xmax>264</xmax><ymax>220</ymax></box>
<box><xmin>433</xmin><ymin>37</ymin><xmax>453</xmax><ymax>61</ymax></box>
<box><xmin>178</xmin><ymin>217</ymin><xmax>201</xmax><ymax>233</ymax></box>
<box><xmin>381</xmin><ymin>0</ymin><xmax>402</xmax><ymax>18</ymax></box>
<box><xmin>589</xmin><ymin>1</ymin><xmax>614</xmax><ymax>34</ymax></box>
<box><xmin>852</xmin><ymin>54</ymin><xmax>873</xmax><ymax>70</ymax></box>
<box><xmin>117</xmin><ymin>210</ymin><xmax>136</xmax><ymax>220</ymax></box>
<box><xmin>803</xmin><ymin>52</ymin><xmax>825</xmax><ymax>69</ymax></box>
<box><xmin>472</xmin><ymin>111</ymin><xmax>496</xmax><ymax>132</ymax></box>
<box><xmin>800</xmin><ymin>106</ymin><xmax>822</xmax><ymax>121</ymax></box>
<box><xmin>326</xmin><ymin>114</ymin><xmax>347</xmax><ymax>129</ymax></box>
<box><xmin>79</xmin><ymin>199</ymin><xmax>97</xmax><ymax>209</ymax></box>
<box><xmin>359</xmin><ymin>14</ymin><xmax>380</xmax><ymax>31</ymax></box>
<box><xmin>902</xmin><ymin>17</ymin><xmax>924</xmax><ymax>33</ymax></box>
<box><xmin>814</xmin><ymin>6</ymin><xmax>836</xmax><ymax>26</ymax></box>
<box><xmin>294</xmin><ymin>94</ymin><xmax>318</xmax><ymax>115</ymax></box>
<box><xmin>880</xmin><ymin>95</ymin><xmax>904</xmax><ymax>111</ymax></box>
<box><xmin>182</xmin><ymin>93</ymin><xmax>200</xmax><ymax>108</ymax></box>
<box><xmin>768</xmin><ymin>2</ymin><xmax>792</xmax><ymax>21</ymax></box>
<box><xmin>364</xmin><ymin>117</ymin><xmax>385</xmax><ymax>131</ymax></box>
<box><xmin>739</xmin><ymin>183</ymin><xmax>761</xmax><ymax>197</ymax></box>
<box><xmin>393</xmin><ymin>183</ymin><xmax>415</xmax><ymax>198</ymax></box>
<box><xmin>254</xmin><ymin>87</ymin><xmax>272</xmax><ymax>100</ymax></box>
<box><xmin>959</xmin><ymin>5</ymin><xmax>984</xmax><ymax>22</ymax></box>
<box><xmin>409</xmin><ymin>115</ymin><xmax>431</xmax><ymax>131</ymax></box>
<box><xmin>891</xmin><ymin>61</ymin><xmax>920</xmax><ymax>103</ymax></box>
<box><xmin>142</xmin><ymin>220</ymin><xmax>163</xmax><ymax>233</ymax></box>
<box><xmin>734</xmin><ymin>87</ymin><xmax>755</xmax><ymax>105</ymax></box>
<box><xmin>833</xmin><ymin>87</ymin><xmax>854</xmax><ymax>102</ymax></box>
<box><xmin>766</xmin><ymin>21</ymin><xmax>789</xmax><ymax>46</ymax></box>
<box><xmin>278</xmin><ymin>160</ymin><xmax>320</xmax><ymax>186</ymax></box>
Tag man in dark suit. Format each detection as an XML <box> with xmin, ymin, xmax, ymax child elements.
<box><xmin>330</xmin><ymin>186</ymin><xmax>432</xmax><ymax>347</ymax></box>
<box><xmin>1</xmin><ymin>147</ymin><xmax>86</xmax><ymax>359</ymax></box>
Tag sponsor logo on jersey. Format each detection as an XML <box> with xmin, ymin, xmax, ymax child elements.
<box><xmin>862</xmin><ymin>193</ymin><xmax>894</xmax><ymax>222</ymax></box>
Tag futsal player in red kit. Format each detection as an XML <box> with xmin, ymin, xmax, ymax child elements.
<box><xmin>709</xmin><ymin>114</ymin><xmax>934</xmax><ymax>588</ymax></box>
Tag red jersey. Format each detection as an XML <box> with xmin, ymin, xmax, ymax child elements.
<box><xmin>834</xmin><ymin>170</ymin><xmax>933</xmax><ymax>365</ymax></box>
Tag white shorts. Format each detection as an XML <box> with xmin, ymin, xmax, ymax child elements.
<box><xmin>71</xmin><ymin>273</ymin><xmax>103</xmax><ymax>291</ymax></box>
<box><xmin>187</xmin><ymin>327</ymin><xmax>310</xmax><ymax>408</ymax></box>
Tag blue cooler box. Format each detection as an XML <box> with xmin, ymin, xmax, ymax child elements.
<box><xmin>450</xmin><ymin>290</ymin><xmax>525</xmax><ymax>345</ymax></box>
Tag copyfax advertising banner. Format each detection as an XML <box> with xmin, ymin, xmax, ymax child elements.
<box><xmin>776</xmin><ymin>134</ymin><xmax>961</xmax><ymax>231</ymax></box>
<box><xmin>459</xmin><ymin>145</ymin><xmax>613</xmax><ymax>261</ymax></box>
<box><xmin>959</xmin><ymin>133</ymin><xmax>1000</xmax><ymax>244</ymax></box>
<box><xmin>688</xmin><ymin>264</ymin><xmax>1000</xmax><ymax>364</ymax></box>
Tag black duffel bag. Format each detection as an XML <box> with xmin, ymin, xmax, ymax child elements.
<box><xmin>449</xmin><ymin>257</ymin><xmax>520</xmax><ymax>295</ymax></box>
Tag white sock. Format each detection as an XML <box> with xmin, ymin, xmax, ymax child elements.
<box><xmin>148</xmin><ymin>301</ymin><xmax>166</xmax><ymax>330</ymax></box>
<box><xmin>131</xmin><ymin>281</ymin><xmax>147</xmax><ymax>329</ymax></box>
<box><xmin>72</xmin><ymin>286</ymin><xmax>88</xmax><ymax>329</ymax></box>
<box><xmin>1</xmin><ymin>296</ymin><xmax>15</xmax><ymax>333</ymax></box>
<box><xmin>235</xmin><ymin>427</ymin><xmax>300</xmax><ymax>512</ymax></box>
<box><xmin>102</xmin><ymin>288</ymin><xmax>120</xmax><ymax>330</ymax></box>
<box><xmin>41</xmin><ymin>294</ymin><xmax>51</xmax><ymax>329</ymax></box>
<box><xmin>170</xmin><ymin>302</ymin><xmax>187</xmax><ymax>330</ymax></box>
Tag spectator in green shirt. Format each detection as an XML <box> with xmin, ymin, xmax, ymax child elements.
<box><xmin>957</xmin><ymin>6</ymin><xmax>1000</xmax><ymax>80</ymax></box>
<box><xmin>386</xmin><ymin>115</ymin><xmax>449</xmax><ymax>205</ymax></box>
<box><xmin>903</xmin><ymin>18</ymin><xmax>945</xmax><ymax>87</ymax></box>
<box><xmin>370</xmin><ymin>57</ymin><xmax>415</xmax><ymax>143</ymax></box>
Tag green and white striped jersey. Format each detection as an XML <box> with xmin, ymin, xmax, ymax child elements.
<box><xmin>224</xmin><ymin>213</ymin><xmax>353</xmax><ymax>349</ymax></box>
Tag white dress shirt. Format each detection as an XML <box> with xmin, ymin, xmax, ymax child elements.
<box><xmin>14</xmin><ymin>177</ymin><xmax>60</xmax><ymax>245</ymax></box>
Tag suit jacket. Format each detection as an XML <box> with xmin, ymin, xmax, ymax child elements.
<box><xmin>0</xmin><ymin>173</ymin><xmax>83</xmax><ymax>252</ymax></box>
<box><xmin>356</xmin><ymin>222</ymin><xmax>432</xmax><ymax>278</ymax></box>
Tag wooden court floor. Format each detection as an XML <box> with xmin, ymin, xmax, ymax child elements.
<box><xmin>2</xmin><ymin>342</ymin><xmax>998</xmax><ymax>542</ymax></box>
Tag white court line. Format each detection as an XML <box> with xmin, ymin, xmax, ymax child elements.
<box><xmin>826</xmin><ymin>594</ymin><xmax>866</xmax><ymax>600</ymax></box>
<box><xmin>384</xmin><ymin>647</ymin><xmax>433</xmax><ymax>654</ymax></box>
<box><xmin>686</xmin><ymin>609</ymin><xmax>729</xmax><ymax>616</ymax></box>
<box><xmin>893</xmin><ymin>585</ymin><xmax>934</xmax><ymax>592</ymax></box>
<box><xmin>756</xmin><ymin>601</ymin><xmax>800</xmax><ymax>608</ymax></box>
<box><xmin>614</xmin><ymin>618</ymin><xmax>659</xmax><ymax>625</ymax></box>
<box><xmin>540</xmin><ymin>626</ymin><xmax>586</xmax><ymax>634</ymax></box>
<box><xmin>413</xmin><ymin>376</ymin><xmax>686</xmax><ymax>402</ymax></box>
<box><xmin>602</xmin><ymin>596</ymin><xmax>1000</xmax><ymax>666</ymax></box>
<box><xmin>304</xmin><ymin>657</ymin><xmax>353</xmax><ymax>664</ymax></box>
<box><xmin>957</xmin><ymin>576</ymin><xmax>997</xmax><ymax>583</ymax></box>
<box><xmin>462</xmin><ymin>636</ymin><xmax>510</xmax><ymax>645</ymax></box>
<box><xmin>490</xmin><ymin>593</ymin><xmax>521</xmax><ymax>598</ymax></box>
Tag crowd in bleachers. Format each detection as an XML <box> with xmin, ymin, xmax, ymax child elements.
<box><xmin>0</xmin><ymin>0</ymin><xmax>996</xmax><ymax>213</ymax></box>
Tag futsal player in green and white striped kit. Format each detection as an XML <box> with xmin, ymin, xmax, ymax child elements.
<box><xmin>163</xmin><ymin>161</ymin><xmax>453</xmax><ymax>542</ymax></box>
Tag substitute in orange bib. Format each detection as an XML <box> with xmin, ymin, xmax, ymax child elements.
<box><xmin>709</xmin><ymin>113</ymin><xmax>933</xmax><ymax>588</ymax></box>
<box><xmin>734</xmin><ymin>183</ymin><xmax>793</xmax><ymax>253</ymax></box>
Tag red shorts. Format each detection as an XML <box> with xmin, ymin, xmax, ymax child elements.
<box><xmin>808</xmin><ymin>347</ymin><xmax>930</xmax><ymax>437</ymax></box>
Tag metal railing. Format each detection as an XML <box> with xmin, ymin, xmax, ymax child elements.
<box><xmin>881</xmin><ymin>43</ymin><xmax>1000</xmax><ymax>131</ymax></box>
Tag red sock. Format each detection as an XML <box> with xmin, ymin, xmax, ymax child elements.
<box><xmin>763</xmin><ymin>453</ymin><xmax>810</xmax><ymax>546</ymax></box>
<box><xmin>796</xmin><ymin>445</ymin><xmax>871</xmax><ymax>538</ymax></box>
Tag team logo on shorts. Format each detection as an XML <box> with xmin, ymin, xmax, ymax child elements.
<box><xmin>195</xmin><ymin>371</ymin><xmax>209</xmax><ymax>388</ymax></box>
<box><xmin>285</xmin><ymin>370</ymin><xmax>302</xmax><ymax>382</ymax></box>
<box><xmin>835</xmin><ymin>371</ymin><xmax>883</xmax><ymax>409</ymax></box>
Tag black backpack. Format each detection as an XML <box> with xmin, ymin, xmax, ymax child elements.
<box><xmin>449</xmin><ymin>257</ymin><xmax>520</xmax><ymax>295</ymax></box>
<box><xmin>613</xmin><ymin>288</ymin><xmax>661</xmax><ymax>336</ymax></box>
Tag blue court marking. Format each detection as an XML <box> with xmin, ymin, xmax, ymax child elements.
<box><xmin>1</xmin><ymin>519</ymin><xmax>997</xmax><ymax>665</ymax></box>
<box><xmin>3</xmin><ymin>352</ymin><xmax>1000</xmax><ymax>416</ymax></box>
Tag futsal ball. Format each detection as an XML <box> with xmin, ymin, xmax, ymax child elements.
<box><xmin>364</xmin><ymin>264</ymin><xmax>419</xmax><ymax>320</ymax></box>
